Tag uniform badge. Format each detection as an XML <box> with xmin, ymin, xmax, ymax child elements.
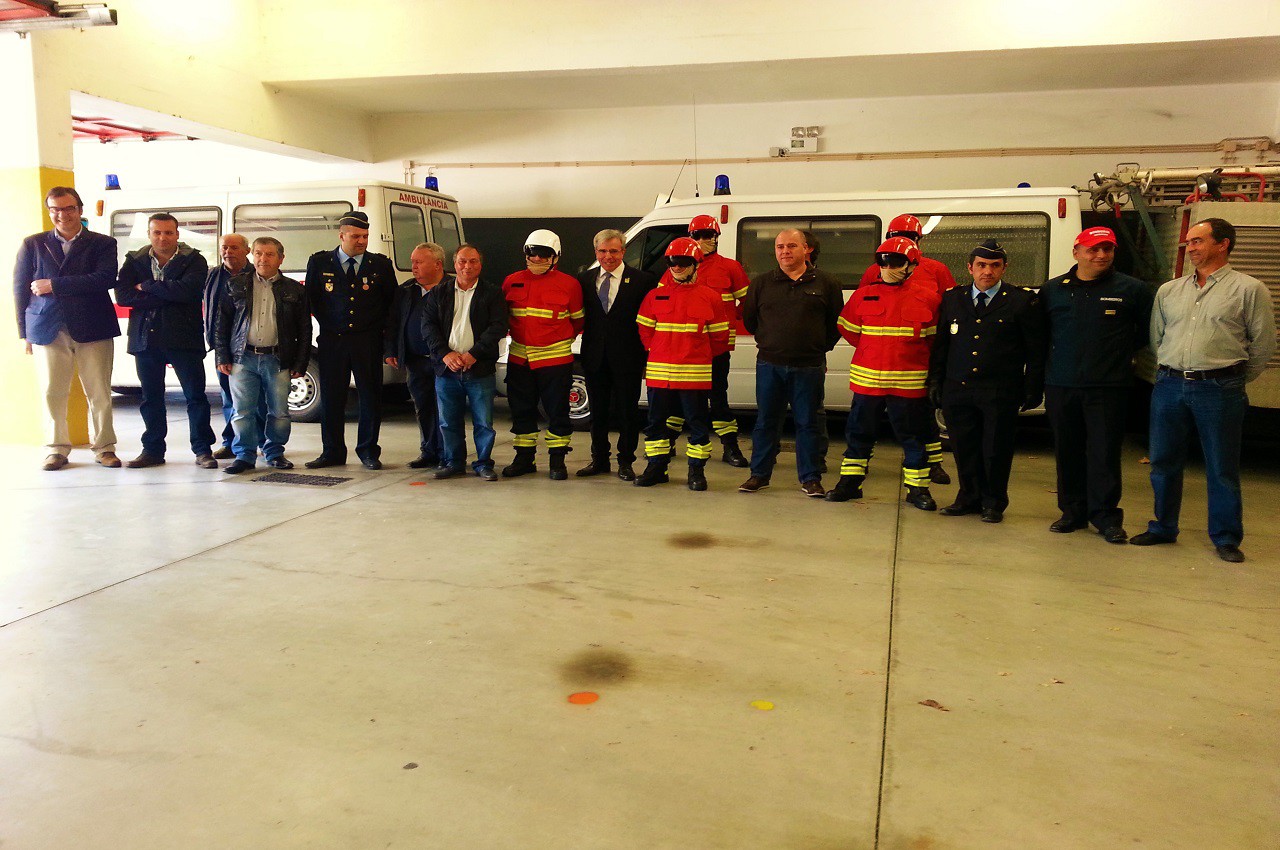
<box><xmin>325</xmin><ymin>281</ymin><xmax>334</xmax><ymax>292</ymax></box>
<box><xmin>950</xmin><ymin>321</ymin><xmax>959</xmax><ymax>335</ymax></box>
<box><xmin>362</xmin><ymin>283</ymin><xmax>370</xmax><ymax>290</ymax></box>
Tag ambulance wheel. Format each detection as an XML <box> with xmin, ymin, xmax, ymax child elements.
<box><xmin>289</xmin><ymin>358</ymin><xmax>322</xmax><ymax>423</ymax></box>
<box><xmin>569</xmin><ymin>367</ymin><xmax>592</xmax><ymax>431</ymax></box>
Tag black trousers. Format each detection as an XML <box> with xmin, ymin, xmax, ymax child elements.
<box><xmin>709</xmin><ymin>351</ymin><xmax>738</xmax><ymax>438</ymax></box>
<box><xmin>317</xmin><ymin>330</ymin><xmax>383</xmax><ymax>462</ymax></box>
<box><xmin>404</xmin><ymin>353</ymin><xmax>442</xmax><ymax>459</ymax></box>
<box><xmin>942</xmin><ymin>381</ymin><xmax>1021</xmax><ymax>512</ymax></box>
<box><xmin>507</xmin><ymin>361</ymin><xmax>573</xmax><ymax>448</ymax></box>
<box><xmin>840</xmin><ymin>393</ymin><xmax>930</xmax><ymax>484</ymax></box>
<box><xmin>1045</xmin><ymin>384</ymin><xmax>1129</xmax><ymax>530</ymax></box>
<box><xmin>584</xmin><ymin>360</ymin><xmax>644</xmax><ymax>464</ymax></box>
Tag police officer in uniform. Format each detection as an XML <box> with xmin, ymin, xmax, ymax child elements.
<box><xmin>928</xmin><ymin>240</ymin><xmax>1045</xmax><ymax>523</ymax></box>
<box><xmin>304</xmin><ymin>211</ymin><xmax>397</xmax><ymax>469</ymax></box>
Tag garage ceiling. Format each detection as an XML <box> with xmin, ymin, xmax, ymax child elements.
<box><xmin>268</xmin><ymin>37</ymin><xmax>1280</xmax><ymax>114</ymax></box>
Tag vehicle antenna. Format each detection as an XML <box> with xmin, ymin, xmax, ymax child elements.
<box><xmin>666</xmin><ymin>159</ymin><xmax>689</xmax><ymax>204</ymax></box>
<box><xmin>692</xmin><ymin>96</ymin><xmax>701</xmax><ymax>198</ymax></box>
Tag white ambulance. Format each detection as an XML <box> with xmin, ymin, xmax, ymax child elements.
<box><xmin>93</xmin><ymin>180</ymin><xmax>465</xmax><ymax>421</ymax></box>
<box><xmin>567</xmin><ymin>182</ymin><xmax>1083</xmax><ymax>426</ymax></box>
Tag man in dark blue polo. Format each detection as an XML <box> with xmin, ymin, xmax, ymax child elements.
<box><xmin>13</xmin><ymin>186</ymin><xmax>121</xmax><ymax>470</ymax></box>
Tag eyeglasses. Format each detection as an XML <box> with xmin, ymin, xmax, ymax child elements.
<box><xmin>525</xmin><ymin>247</ymin><xmax>556</xmax><ymax>260</ymax></box>
<box><xmin>689</xmin><ymin>230</ymin><xmax>718</xmax><ymax>241</ymax></box>
<box><xmin>667</xmin><ymin>257</ymin><xmax>697</xmax><ymax>268</ymax></box>
<box><xmin>47</xmin><ymin>204</ymin><xmax>82</xmax><ymax>215</ymax></box>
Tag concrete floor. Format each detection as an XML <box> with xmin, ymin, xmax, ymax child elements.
<box><xmin>1</xmin><ymin>399</ymin><xmax>1277</xmax><ymax>850</ymax></box>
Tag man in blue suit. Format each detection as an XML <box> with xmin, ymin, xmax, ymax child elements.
<box><xmin>13</xmin><ymin>187</ymin><xmax>121</xmax><ymax>470</ymax></box>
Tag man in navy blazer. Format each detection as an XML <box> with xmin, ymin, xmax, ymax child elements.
<box><xmin>115</xmin><ymin>212</ymin><xmax>216</xmax><ymax>469</ymax></box>
<box><xmin>13</xmin><ymin>187</ymin><xmax>121</xmax><ymax>470</ymax></box>
<box><xmin>574</xmin><ymin>229</ymin><xmax>657</xmax><ymax>481</ymax></box>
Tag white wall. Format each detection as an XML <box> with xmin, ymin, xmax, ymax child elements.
<box><xmin>76</xmin><ymin>80</ymin><xmax>1280</xmax><ymax>220</ymax></box>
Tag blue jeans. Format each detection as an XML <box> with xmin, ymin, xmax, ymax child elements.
<box><xmin>229</xmin><ymin>352</ymin><xmax>292</xmax><ymax>463</ymax></box>
<box><xmin>135</xmin><ymin>347</ymin><xmax>215</xmax><ymax>458</ymax></box>
<box><xmin>1146</xmin><ymin>371</ymin><xmax>1248</xmax><ymax>546</ymax></box>
<box><xmin>749</xmin><ymin>362</ymin><xmax>825</xmax><ymax>483</ymax></box>
<box><xmin>436</xmin><ymin>371</ymin><xmax>496</xmax><ymax>470</ymax></box>
<box><xmin>218</xmin><ymin>367</ymin><xmax>266</xmax><ymax>451</ymax></box>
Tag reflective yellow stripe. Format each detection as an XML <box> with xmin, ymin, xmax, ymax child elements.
<box><xmin>838</xmin><ymin>317</ymin><xmax>862</xmax><ymax>334</ymax></box>
<box><xmin>849</xmin><ymin>365</ymin><xmax>928</xmax><ymax>389</ymax></box>
<box><xmin>645</xmin><ymin>439</ymin><xmax>672</xmax><ymax>457</ymax></box>
<box><xmin>510</xmin><ymin>340</ymin><xmax>573</xmax><ymax>361</ymax></box>
<box><xmin>925</xmin><ymin>441</ymin><xmax>943</xmax><ymax>463</ymax></box>
<box><xmin>512</xmin><ymin>432</ymin><xmax>539</xmax><ymax>448</ymax></box>
<box><xmin>902</xmin><ymin>467</ymin><xmax>931</xmax><ymax>486</ymax></box>
<box><xmin>653</xmin><ymin>322</ymin><xmax>703</xmax><ymax>332</ymax></box>
<box><xmin>510</xmin><ymin>307</ymin><xmax>556</xmax><ymax>319</ymax></box>
<box><xmin>666</xmin><ymin>416</ymin><xmax>684</xmax><ymax>430</ymax></box>
<box><xmin>711</xmin><ymin>419</ymin><xmax>737</xmax><ymax>436</ymax></box>
<box><xmin>544</xmin><ymin>433</ymin><xmax>571</xmax><ymax>448</ymax></box>
<box><xmin>859</xmin><ymin>326</ymin><xmax>917</xmax><ymax>337</ymax></box>
<box><xmin>568</xmin><ymin>309</ymin><xmax>585</xmax><ymax>319</ymax></box>
<box><xmin>731</xmin><ymin>286</ymin><xmax>748</xmax><ymax>300</ymax></box>
<box><xmin>685</xmin><ymin>442</ymin><xmax>713</xmax><ymax>460</ymax></box>
<box><xmin>840</xmin><ymin>458</ymin><xmax>868</xmax><ymax>475</ymax></box>
<box><xmin>706</xmin><ymin>321</ymin><xmax>730</xmax><ymax>333</ymax></box>
<box><xmin>637</xmin><ymin>315</ymin><xmax>657</xmax><ymax>328</ymax></box>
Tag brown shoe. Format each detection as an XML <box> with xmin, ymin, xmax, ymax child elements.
<box><xmin>211</xmin><ymin>446</ymin><xmax>235</xmax><ymax>460</ymax></box>
<box><xmin>125</xmin><ymin>454</ymin><xmax>165</xmax><ymax>469</ymax></box>
<box><xmin>42</xmin><ymin>453</ymin><xmax>68</xmax><ymax>471</ymax></box>
<box><xmin>96</xmin><ymin>451</ymin><xmax>122</xmax><ymax>468</ymax></box>
<box><xmin>800</xmin><ymin>479</ymin><xmax>825</xmax><ymax>498</ymax></box>
<box><xmin>738</xmin><ymin>475</ymin><xmax>770</xmax><ymax>493</ymax></box>
<box><xmin>195</xmin><ymin>454</ymin><xmax>218</xmax><ymax>469</ymax></box>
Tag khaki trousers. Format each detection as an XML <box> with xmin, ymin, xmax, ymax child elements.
<box><xmin>34</xmin><ymin>330</ymin><xmax>117</xmax><ymax>455</ymax></box>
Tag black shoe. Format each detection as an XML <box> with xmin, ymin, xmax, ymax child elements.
<box><xmin>1101</xmin><ymin>526</ymin><xmax>1129</xmax><ymax>544</ymax></box>
<box><xmin>407</xmin><ymin>454</ymin><xmax>439</xmax><ymax>469</ymax></box>
<box><xmin>434</xmin><ymin>465</ymin><xmax>466</xmax><ymax>480</ymax></box>
<box><xmin>266</xmin><ymin>457</ymin><xmax>294</xmax><ymax>470</ymax></box>
<box><xmin>475</xmin><ymin>466</ymin><xmax>499</xmax><ymax>482</ymax></box>
<box><xmin>939</xmin><ymin>502</ymin><xmax>980</xmax><ymax>517</ymax></box>
<box><xmin>1130</xmin><ymin>531</ymin><xmax>1176</xmax><ymax>546</ymax></box>
<box><xmin>361</xmin><ymin>457</ymin><xmax>382</xmax><ymax>470</ymax></box>
<box><xmin>687</xmin><ymin>464</ymin><xmax>708</xmax><ymax>491</ymax></box>
<box><xmin>1215</xmin><ymin>544</ymin><xmax>1245</xmax><ymax>563</ymax></box>
<box><xmin>721</xmin><ymin>441</ymin><xmax>750</xmax><ymax>468</ymax></box>
<box><xmin>305</xmin><ymin>455</ymin><xmax>344</xmax><ymax>469</ymax></box>
<box><xmin>212</xmin><ymin>446</ymin><xmax>235</xmax><ymax>460</ymax></box>
<box><xmin>929</xmin><ymin>463</ymin><xmax>951</xmax><ymax>485</ymax></box>
<box><xmin>634</xmin><ymin>464</ymin><xmax>669</xmax><ymax>487</ymax></box>
<box><xmin>824</xmin><ymin>476</ymin><xmax>863</xmax><ymax>502</ymax></box>
<box><xmin>548</xmin><ymin>453</ymin><xmax>569</xmax><ymax>481</ymax></box>
<box><xmin>1049</xmin><ymin>516</ymin><xmax>1087</xmax><ymax>533</ymax></box>
<box><xmin>980</xmin><ymin>508</ymin><xmax>1004</xmax><ymax>524</ymax></box>
<box><xmin>576</xmin><ymin>459</ymin><xmax>610</xmax><ymax>477</ymax></box>
<box><xmin>223</xmin><ymin>459</ymin><xmax>255</xmax><ymax>475</ymax></box>
<box><xmin>616</xmin><ymin>463</ymin><xmax>635</xmax><ymax>482</ymax></box>
<box><xmin>502</xmin><ymin>456</ymin><xmax>537</xmax><ymax>478</ymax></box>
<box><xmin>905</xmin><ymin>486</ymin><xmax>937</xmax><ymax>512</ymax></box>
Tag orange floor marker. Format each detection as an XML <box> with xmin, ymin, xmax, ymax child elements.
<box><xmin>568</xmin><ymin>692</ymin><xmax>599</xmax><ymax>705</ymax></box>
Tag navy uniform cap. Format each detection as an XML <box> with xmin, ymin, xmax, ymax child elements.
<box><xmin>338</xmin><ymin>211</ymin><xmax>370</xmax><ymax>228</ymax></box>
<box><xmin>972</xmin><ymin>239</ymin><xmax>1006</xmax><ymax>260</ymax></box>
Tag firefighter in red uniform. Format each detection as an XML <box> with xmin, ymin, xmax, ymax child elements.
<box><xmin>681</xmin><ymin>214</ymin><xmax>751</xmax><ymax>468</ymax></box>
<box><xmin>829</xmin><ymin>237</ymin><xmax>942</xmax><ymax>510</ymax></box>
<box><xmin>634</xmin><ymin>237</ymin><xmax>730</xmax><ymax>490</ymax></box>
<box><xmin>859</xmin><ymin>214</ymin><xmax>956</xmax><ymax>486</ymax></box>
<box><xmin>500</xmin><ymin>229</ymin><xmax>585</xmax><ymax>480</ymax></box>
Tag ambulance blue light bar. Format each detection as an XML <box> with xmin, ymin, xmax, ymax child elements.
<box><xmin>713</xmin><ymin>174</ymin><xmax>731</xmax><ymax>196</ymax></box>
<box><xmin>425</xmin><ymin>176</ymin><xmax>439</xmax><ymax>191</ymax></box>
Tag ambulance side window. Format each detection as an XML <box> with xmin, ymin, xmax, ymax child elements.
<box><xmin>233</xmin><ymin>201</ymin><xmax>353</xmax><ymax>277</ymax></box>
<box><xmin>389</xmin><ymin>203</ymin><xmax>428</xmax><ymax>271</ymax></box>
<box><xmin>624</xmin><ymin>224</ymin><xmax>686</xmax><ymax>278</ymax></box>
<box><xmin>738</xmin><ymin>217</ymin><xmax>881</xmax><ymax>290</ymax></box>
<box><xmin>110</xmin><ymin>207</ymin><xmax>222</xmax><ymax>268</ymax></box>
<box><xmin>430</xmin><ymin>210</ymin><xmax>462</xmax><ymax>259</ymax></box>
<box><xmin>907</xmin><ymin>213</ymin><xmax>1051</xmax><ymax>286</ymax></box>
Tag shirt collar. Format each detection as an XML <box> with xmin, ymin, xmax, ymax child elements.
<box><xmin>336</xmin><ymin>248</ymin><xmax>364</xmax><ymax>268</ymax></box>
<box><xmin>53</xmin><ymin>228</ymin><xmax>81</xmax><ymax>246</ymax></box>
<box><xmin>974</xmin><ymin>281</ymin><xmax>1002</xmax><ymax>302</ymax></box>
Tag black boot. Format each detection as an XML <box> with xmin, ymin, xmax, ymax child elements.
<box><xmin>687</xmin><ymin>460</ymin><xmax>707</xmax><ymax>491</ymax></box>
<box><xmin>905</xmin><ymin>485</ymin><xmax>938</xmax><ymax>511</ymax></box>
<box><xmin>824</xmin><ymin>474</ymin><xmax>864</xmax><ymax>502</ymax></box>
<box><xmin>501</xmin><ymin>446</ymin><xmax>537</xmax><ymax>478</ymax></box>
<box><xmin>929</xmin><ymin>462</ymin><xmax>951</xmax><ymax>485</ymax></box>
<box><xmin>721</xmin><ymin>435</ymin><xmax>749</xmax><ymax>468</ymax></box>
<box><xmin>634</xmin><ymin>459</ymin><xmax>670</xmax><ymax>487</ymax></box>
<box><xmin>548</xmin><ymin>448</ymin><xmax>569</xmax><ymax>481</ymax></box>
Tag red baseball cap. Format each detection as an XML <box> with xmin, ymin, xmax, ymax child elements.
<box><xmin>1075</xmin><ymin>227</ymin><xmax>1117</xmax><ymax>247</ymax></box>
